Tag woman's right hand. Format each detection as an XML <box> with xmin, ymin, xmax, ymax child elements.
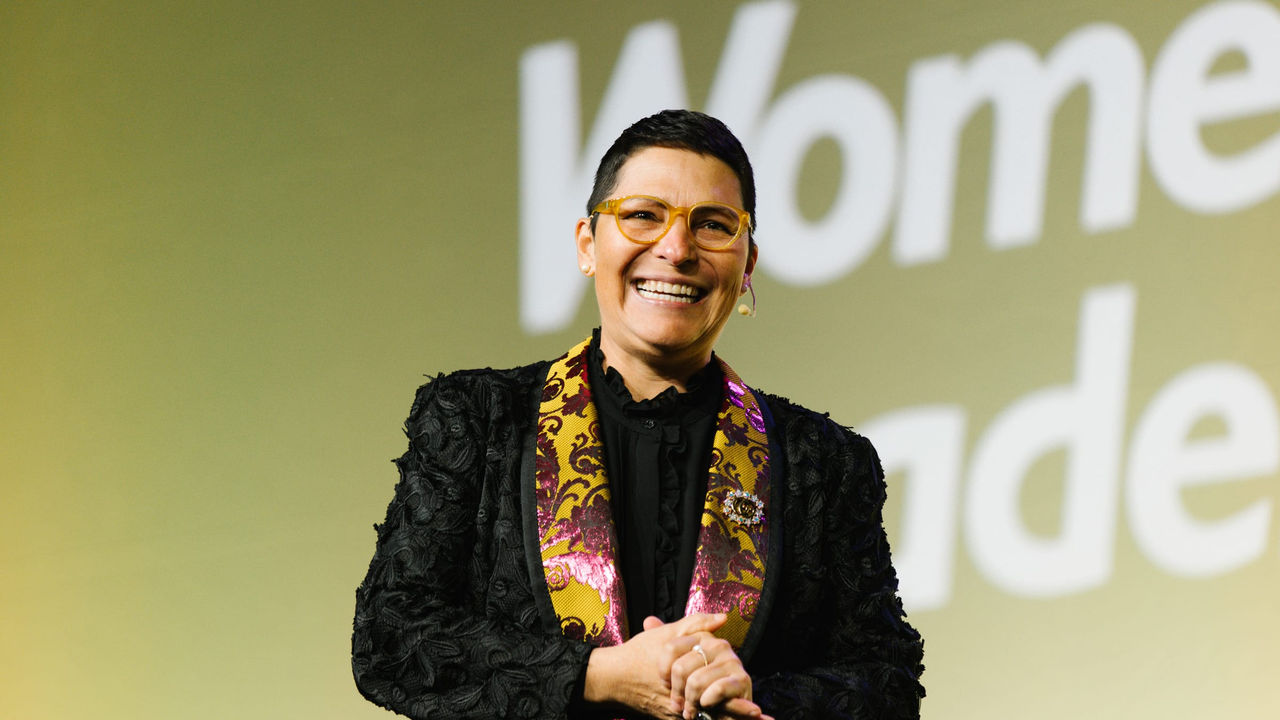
<box><xmin>583</xmin><ymin>613</ymin><xmax>770</xmax><ymax>720</ymax></box>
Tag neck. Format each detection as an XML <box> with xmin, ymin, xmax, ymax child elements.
<box><xmin>597</xmin><ymin>336</ymin><xmax>710</xmax><ymax>401</ymax></box>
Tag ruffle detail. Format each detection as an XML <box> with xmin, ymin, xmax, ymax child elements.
<box><xmin>589</xmin><ymin>327</ymin><xmax>720</xmax><ymax>412</ymax></box>
<box><xmin>651</xmin><ymin>425</ymin><xmax>685</xmax><ymax>618</ymax></box>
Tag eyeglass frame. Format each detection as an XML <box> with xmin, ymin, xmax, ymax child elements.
<box><xmin>591</xmin><ymin>194</ymin><xmax>753</xmax><ymax>251</ymax></box>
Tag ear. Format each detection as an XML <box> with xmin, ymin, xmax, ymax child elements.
<box><xmin>575</xmin><ymin>217</ymin><xmax>596</xmax><ymax>274</ymax></box>
<box><xmin>740</xmin><ymin>242</ymin><xmax>759</xmax><ymax>294</ymax></box>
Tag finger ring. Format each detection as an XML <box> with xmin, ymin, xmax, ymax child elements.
<box><xmin>692</xmin><ymin>644</ymin><xmax>709</xmax><ymax>667</ymax></box>
<box><xmin>695</xmin><ymin>712</ymin><xmax>713</xmax><ymax>720</ymax></box>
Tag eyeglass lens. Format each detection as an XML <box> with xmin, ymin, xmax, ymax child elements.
<box><xmin>615</xmin><ymin>196</ymin><xmax>742</xmax><ymax>248</ymax></box>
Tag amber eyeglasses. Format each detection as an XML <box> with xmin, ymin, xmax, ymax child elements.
<box><xmin>592</xmin><ymin>195</ymin><xmax>752</xmax><ymax>251</ymax></box>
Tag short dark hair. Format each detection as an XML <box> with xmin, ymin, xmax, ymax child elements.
<box><xmin>586</xmin><ymin>109</ymin><xmax>757</xmax><ymax>241</ymax></box>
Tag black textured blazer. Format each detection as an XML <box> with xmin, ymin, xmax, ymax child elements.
<box><xmin>353</xmin><ymin>362</ymin><xmax>924</xmax><ymax>719</ymax></box>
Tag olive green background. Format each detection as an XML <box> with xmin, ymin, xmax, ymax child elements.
<box><xmin>3</xmin><ymin>1</ymin><xmax>1277</xmax><ymax>718</ymax></box>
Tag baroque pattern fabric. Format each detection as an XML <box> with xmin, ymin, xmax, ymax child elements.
<box><xmin>535</xmin><ymin>338</ymin><xmax>771</xmax><ymax>649</ymax></box>
<box><xmin>352</xmin><ymin>360</ymin><xmax>924</xmax><ymax>720</ymax></box>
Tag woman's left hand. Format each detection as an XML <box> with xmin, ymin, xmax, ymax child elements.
<box><xmin>645</xmin><ymin>616</ymin><xmax>774</xmax><ymax>720</ymax></box>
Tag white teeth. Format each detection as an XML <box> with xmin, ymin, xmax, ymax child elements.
<box><xmin>635</xmin><ymin>280</ymin><xmax>701</xmax><ymax>300</ymax></box>
<box><xmin>634</xmin><ymin>280</ymin><xmax>701</xmax><ymax>303</ymax></box>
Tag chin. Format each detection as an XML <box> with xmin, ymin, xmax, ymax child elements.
<box><xmin>635</xmin><ymin>323</ymin><xmax>718</xmax><ymax>357</ymax></box>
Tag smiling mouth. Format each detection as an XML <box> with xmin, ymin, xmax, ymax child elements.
<box><xmin>634</xmin><ymin>279</ymin><xmax>704</xmax><ymax>304</ymax></box>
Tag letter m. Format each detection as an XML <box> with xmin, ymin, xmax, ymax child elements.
<box><xmin>895</xmin><ymin>24</ymin><xmax>1145</xmax><ymax>265</ymax></box>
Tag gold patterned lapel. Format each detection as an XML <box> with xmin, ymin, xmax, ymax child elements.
<box><xmin>534</xmin><ymin>338</ymin><xmax>772</xmax><ymax>648</ymax></box>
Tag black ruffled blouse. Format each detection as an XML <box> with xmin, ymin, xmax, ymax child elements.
<box><xmin>585</xmin><ymin>331</ymin><xmax>724</xmax><ymax>634</ymax></box>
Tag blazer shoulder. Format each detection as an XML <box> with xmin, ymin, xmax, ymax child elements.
<box><xmin>757</xmin><ymin>390</ymin><xmax>888</xmax><ymax>520</ymax></box>
<box><xmin>758</xmin><ymin>389</ymin><xmax>876</xmax><ymax>454</ymax></box>
<box><xmin>404</xmin><ymin>360</ymin><xmax>551</xmax><ymax>428</ymax></box>
<box><xmin>413</xmin><ymin>360</ymin><xmax>549</xmax><ymax>395</ymax></box>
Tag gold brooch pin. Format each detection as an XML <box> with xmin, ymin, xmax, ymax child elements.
<box><xmin>723</xmin><ymin>488</ymin><xmax>764</xmax><ymax>526</ymax></box>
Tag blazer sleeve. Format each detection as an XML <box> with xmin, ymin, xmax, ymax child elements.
<box><xmin>351</xmin><ymin>373</ymin><xmax>593</xmax><ymax>720</ymax></box>
<box><xmin>750</xmin><ymin>413</ymin><xmax>925</xmax><ymax>719</ymax></box>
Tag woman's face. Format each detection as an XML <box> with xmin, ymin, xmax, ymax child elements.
<box><xmin>576</xmin><ymin>146</ymin><xmax>757</xmax><ymax>373</ymax></box>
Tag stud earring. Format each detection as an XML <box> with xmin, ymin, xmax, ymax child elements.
<box><xmin>580</xmin><ymin>264</ymin><xmax>594</xmax><ymax>277</ymax></box>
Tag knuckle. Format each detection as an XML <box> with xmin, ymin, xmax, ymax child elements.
<box><xmin>707</xmin><ymin>637</ymin><xmax>731</xmax><ymax>652</ymax></box>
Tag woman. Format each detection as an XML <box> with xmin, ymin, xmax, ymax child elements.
<box><xmin>352</xmin><ymin>110</ymin><xmax>924</xmax><ymax>720</ymax></box>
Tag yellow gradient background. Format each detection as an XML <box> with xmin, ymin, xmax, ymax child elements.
<box><xmin>3</xmin><ymin>1</ymin><xmax>1277</xmax><ymax>718</ymax></box>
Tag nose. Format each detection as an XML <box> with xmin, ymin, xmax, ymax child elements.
<box><xmin>651</xmin><ymin>209</ymin><xmax>698</xmax><ymax>266</ymax></box>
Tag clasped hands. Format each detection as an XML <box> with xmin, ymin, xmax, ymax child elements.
<box><xmin>584</xmin><ymin>612</ymin><xmax>774</xmax><ymax>720</ymax></box>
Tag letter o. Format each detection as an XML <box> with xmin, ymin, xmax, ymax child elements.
<box><xmin>753</xmin><ymin>74</ymin><xmax>898</xmax><ymax>285</ymax></box>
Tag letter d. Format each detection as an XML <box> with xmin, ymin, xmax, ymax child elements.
<box><xmin>965</xmin><ymin>284</ymin><xmax>1134</xmax><ymax>596</ymax></box>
